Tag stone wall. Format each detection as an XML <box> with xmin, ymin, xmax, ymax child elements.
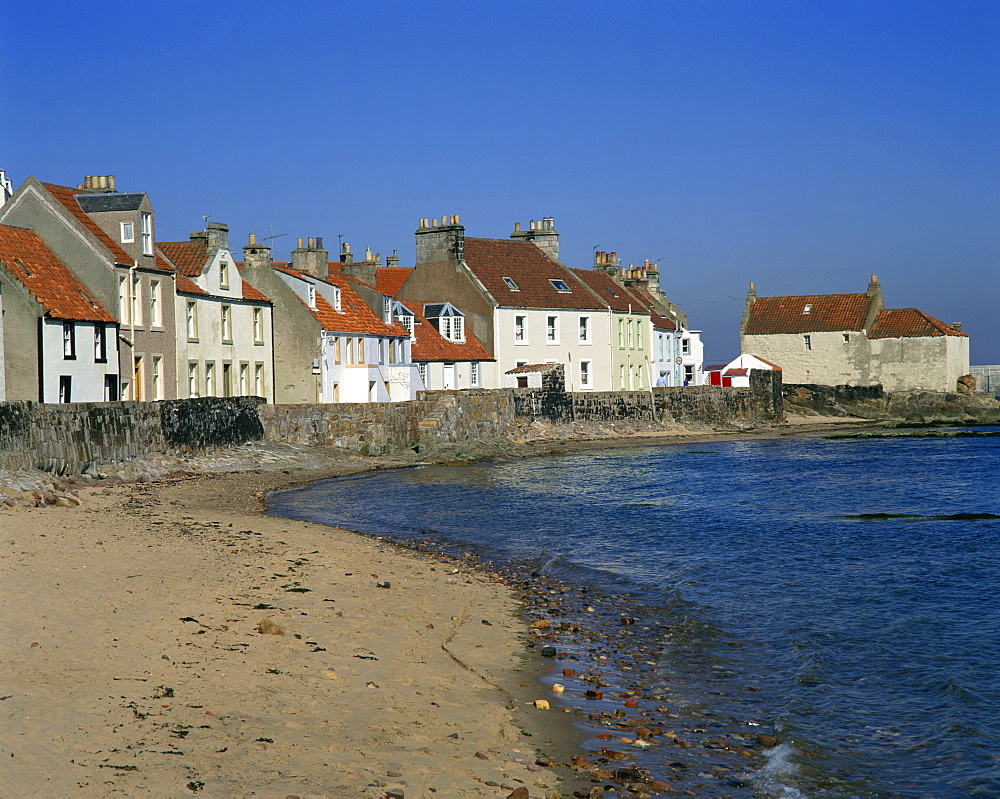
<box><xmin>257</xmin><ymin>401</ymin><xmax>424</xmax><ymax>455</ymax></box>
<box><xmin>783</xmin><ymin>383</ymin><xmax>1000</xmax><ymax>422</ymax></box>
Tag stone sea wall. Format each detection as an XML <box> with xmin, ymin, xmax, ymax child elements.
<box><xmin>783</xmin><ymin>383</ymin><xmax>1000</xmax><ymax>423</ymax></box>
<box><xmin>0</xmin><ymin>370</ymin><xmax>783</xmax><ymax>473</ymax></box>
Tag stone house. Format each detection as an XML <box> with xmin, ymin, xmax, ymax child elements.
<box><xmin>239</xmin><ymin>235</ymin><xmax>418</xmax><ymax>403</ymax></box>
<box><xmin>158</xmin><ymin>223</ymin><xmax>274</xmax><ymax>401</ymax></box>
<box><xmin>0</xmin><ymin>176</ymin><xmax>181</xmax><ymax>400</ymax></box>
<box><xmin>740</xmin><ymin>276</ymin><xmax>970</xmax><ymax>392</ymax></box>
<box><xmin>0</xmin><ymin>224</ymin><xmax>119</xmax><ymax>401</ymax></box>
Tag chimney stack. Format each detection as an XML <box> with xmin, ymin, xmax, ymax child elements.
<box><xmin>510</xmin><ymin>215</ymin><xmax>560</xmax><ymax>261</ymax></box>
<box><xmin>386</xmin><ymin>249</ymin><xmax>400</xmax><ymax>267</ymax></box>
<box><xmin>242</xmin><ymin>233</ymin><xmax>273</xmax><ymax>270</ymax></box>
<box><xmin>81</xmin><ymin>175</ymin><xmax>117</xmax><ymax>193</ymax></box>
<box><xmin>415</xmin><ymin>214</ymin><xmax>465</xmax><ymax>264</ymax></box>
<box><xmin>205</xmin><ymin>221</ymin><xmax>229</xmax><ymax>251</ymax></box>
<box><xmin>291</xmin><ymin>236</ymin><xmax>330</xmax><ymax>280</ymax></box>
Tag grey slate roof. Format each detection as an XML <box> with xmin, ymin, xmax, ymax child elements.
<box><xmin>76</xmin><ymin>193</ymin><xmax>145</xmax><ymax>212</ymax></box>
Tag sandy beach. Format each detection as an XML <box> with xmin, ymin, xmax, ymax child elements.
<box><xmin>0</xmin><ymin>419</ymin><xmax>875</xmax><ymax>798</ymax></box>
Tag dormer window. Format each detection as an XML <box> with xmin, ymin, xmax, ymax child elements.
<box><xmin>803</xmin><ymin>303</ymin><xmax>812</xmax><ymax>314</ymax></box>
<box><xmin>502</xmin><ymin>276</ymin><xmax>519</xmax><ymax>291</ymax></box>
<box><xmin>424</xmin><ymin>302</ymin><xmax>465</xmax><ymax>343</ymax></box>
<box><xmin>140</xmin><ymin>212</ymin><xmax>152</xmax><ymax>255</ymax></box>
<box><xmin>549</xmin><ymin>278</ymin><xmax>571</xmax><ymax>293</ymax></box>
<box><xmin>307</xmin><ymin>283</ymin><xmax>316</xmax><ymax>309</ymax></box>
<box><xmin>383</xmin><ymin>297</ymin><xmax>392</xmax><ymax>323</ymax></box>
<box><xmin>121</xmin><ymin>221</ymin><xmax>134</xmax><ymax>243</ymax></box>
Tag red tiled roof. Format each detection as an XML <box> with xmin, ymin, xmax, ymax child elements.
<box><xmin>569</xmin><ymin>268</ymin><xmax>635</xmax><ymax>312</ymax></box>
<box><xmin>869</xmin><ymin>308</ymin><xmax>968</xmax><ymax>338</ymax></box>
<box><xmin>241</xmin><ymin>282</ymin><xmax>271</xmax><ymax>303</ymax></box>
<box><xmin>42</xmin><ymin>182</ymin><xmax>134</xmax><ymax>265</ymax></box>
<box><xmin>0</xmin><ymin>224</ymin><xmax>116</xmax><ymax>322</ymax></box>
<box><xmin>723</xmin><ymin>368</ymin><xmax>749</xmax><ymax>377</ymax></box>
<box><xmin>276</xmin><ymin>267</ymin><xmax>408</xmax><ymax>337</ymax></box>
<box><xmin>462</xmin><ymin>238</ymin><xmax>604</xmax><ymax>310</ymax></box>
<box><xmin>409</xmin><ymin>307</ymin><xmax>493</xmax><ymax>362</ymax></box>
<box><xmin>375</xmin><ymin>267</ymin><xmax>413</xmax><ymax>297</ymax></box>
<box><xmin>743</xmin><ymin>293</ymin><xmax>872</xmax><ymax>334</ymax></box>
<box><xmin>158</xmin><ymin>240</ymin><xmax>208</xmax><ymax>277</ymax></box>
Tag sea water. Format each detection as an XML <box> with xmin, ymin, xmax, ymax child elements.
<box><xmin>268</xmin><ymin>430</ymin><xmax>1000</xmax><ymax>797</ymax></box>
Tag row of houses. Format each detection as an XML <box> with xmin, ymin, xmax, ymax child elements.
<box><xmin>0</xmin><ymin>174</ymin><xmax>706</xmax><ymax>404</ymax></box>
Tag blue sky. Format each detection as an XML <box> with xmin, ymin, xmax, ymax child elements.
<box><xmin>3</xmin><ymin>0</ymin><xmax>998</xmax><ymax>362</ymax></box>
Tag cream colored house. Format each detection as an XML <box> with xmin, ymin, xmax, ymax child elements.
<box><xmin>159</xmin><ymin>223</ymin><xmax>274</xmax><ymax>400</ymax></box>
<box><xmin>740</xmin><ymin>276</ymin><xmax>969</xmax><ymax>392</ymax></box>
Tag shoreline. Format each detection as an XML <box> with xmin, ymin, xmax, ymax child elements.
<box><xmin>1</xmin><ymin>418</ymin><xmax>883</xmax><ymax>797</ymax></box>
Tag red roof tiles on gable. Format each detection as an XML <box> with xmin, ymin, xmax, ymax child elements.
<box><xmin>869</xmin><ymin>308</ymin><xmax>968</xmax><ymax>338</ymax></box>
<box><xmin>241</xmin><ymin>282</ymin><xmax>271</xmax><ymax>303</ymax></box>
<box><xmin>41</xmin><ymin>182</ymin><xmax>135</xmax><ymax>266</ymax></box>
<box><xmin>158</xmin><ymin>240</ymin><xmax>209</xmax><ymax>277</ymax></box>
<box><xmin>408</xmin><ymin>307</ymin><xmax>493</xmax><ymax>363</ymax></box>
<box><xmin>462</xmin><ymin>238</ymin><xmax>604</xmax><ymax>311</ymax></box>
<box><xmin>275</xmin><ymin>267</ymin><xmax>407</xmax><ymax>337</ymax></box>
<box><xmin>0</xmin><ymin>224</ymin><xmax>116</xmax><ymax>323</ymax></box>
<box><xmin>744</xmin><ymin>293</ymin><xmax>872</xmax><ymax>334</ymax></box>
<box><xmin>568</xmin><ymin>268</ymin><xmax>636</xmax><ymax>312</ymax></box>
<box><xmin>375</xmin><ymin>267</ymin><xmax>413</xmax><ymax>297</ymax></box>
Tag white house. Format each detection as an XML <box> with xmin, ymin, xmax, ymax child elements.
<box><xmin>159</xmin><ymin>222</ymin><xmax>274</xmax><ymax>400</ymax></box>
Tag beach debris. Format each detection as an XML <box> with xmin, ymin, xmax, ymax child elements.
<box><xmin>474</xmin><ymin>750</ymin><xmax>489</xmax><ymax>759</ymax></box>
<box><xmin>551</xmin><ymin>683</ymin><xmax>565</xmax><ymax>693</ymax></box>
<box><xmin>540</xmin><ymin>646</ymin><xmax>557</xmax><ymax>657</ymax></box>
<box><xmin>324</xmin><ymin>672</ymin><xmax>337</xmax><ymax>679</ymax></box>
<box><xmin>756</xmin><ymin>734</ymin><xmax>778</xmax><ymax>747</ymax></box>
<box><xmin>385</xmin><ymin>791</ymin><xmax>405</xmax><ymax>799</ymax></box>
<box><xmin>506</xmin><ymin>789</ymin><xmax>529</xmax><ymax>799</ymax></box>
<box><xmin>481</xmin><ymin>618</ymin><xmax>492</xmax><ymax>625</ymax></box>
<box><xmin>530</xmin><ymin>619</ymin><xmax>552</xmax><ymax>630</ymax></box>
<box><xmin>533</xmin><ymin>699</ymin><xmax>550</xmax><ymax>709</ymax></box>
<box><xmin>256</xmin><ymin>619</ymin><xmax>285</xmax><ymax>636</ymax></box>
<box><xmin>377</xmin><ymin>581</ymin><xmax>391</xmax><ymax>589</ymax></box>
<box><xmin>366</xmin><ymin>681</ymin><xmax>379</xmax><ymax>688</ymax></box>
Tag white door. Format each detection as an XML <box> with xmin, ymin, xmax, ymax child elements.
<box><xmin>442</xmin><ymin>363</ymin><xmax>455</xmax><ymax>389</ymax></box>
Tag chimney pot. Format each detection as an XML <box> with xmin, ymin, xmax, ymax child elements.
<box><xmin>308</xmin><ymin>237</ymin><xmax>315</xmax><ymax>249</ymax></box>
<box><xmin>420</xmin><ymin>218</ymin><xmax>428</xmax><ymax>228</ymax></box>
<box><xmin>431</xmin><ymin>219</ymin><xmax>438</xmax><ymax>228</ymax></box>
<box><xmin>871</xmin><ymin>274</ymin><xmax>878</xmax><ymax>283</ymax></box>
<box><xmin>749</xmin><ymin>281</ymin><xmax>755</xmax><ymax>291</ymax></box>
<box><xmin>316</xmin><ymin>236</ymin><xmax>323</xmax><ymax>249</ymax></box>
<box><xmin>514</xmin><ymin>222</ymin><xmax>521</xmax><ymax>232</ymax></box>
<box><xmin>952</xmin><ymin>322</ymin><xmax>962</xmax><ymax>331</ymax></box>
<box><xmin>249</xmin><ymin>233</ymin><xmax>257</xmax><ymax>245</ymax></box>
<box><xmin>453</xmin><ymin>213</ymin><xmax>460</xmax><ymax>224</ymax></box>
<box><xmin>108</xmin><ymin>175</ymin><xmax>116</xmax><ymax>192</ymax></box>
<box><xmin>297</xmin><ymin>237</ymin><xmax>304</xmax><ymax>248</ymax></box>
<box><xmin>442</xmin><ymin>215</ymin><xmax>450</xmax><ymax>226</ymax></box>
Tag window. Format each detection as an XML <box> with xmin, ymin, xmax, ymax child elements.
<box><xmin>514</xmin><ymin>315</ymin><xmax>527</xmax><ymax>343</ymax></box>
<box><xmin>388</xmin><ymin>339</ymin><xmax>396</xmax><ymax>364</ymax></box>
<box><xmin>580</xmin><ymin>359</ymin><xmax>591</xmax><ymax>387</ymax></box>
<box><xmin>356</xmin><ymin>337</ymin><xmax>365</xmax><ymax>364</ymax></box>
<box><xmin>620</xmin><ymin>364</ymin><xmax>627</xmax><ymax>390</ymax></box>
<box><xmin>378</xmin><ymin>339</ymin><xmax>386</xmax><ymax>364</ymax></box>
<box><xmin>188</xmin><ymin>362</ymin><xmax>199</xmax><ymax>398</ymax></box>
<box><xmin>635</xmin><ymin>365</ymin><xmax>644</xmax><ymax>389</ymax></box>
<box><xmin>253</xmin><ymin>307</ymin><xmax>264</xmax><ymax>344</ymax></box>
<box><xmin>803</xmin><ymin>303</ymin><xmax>812</xmax><ymax>315</ymax></box>
<box><xmin>418</xmin><ymin>362</ymin><xmax>427</xmax><ymax>385</ymax></box>
<box><xmin>151</xmin><ymin>356</ymin><xmax>162</xmax><ymax>400</ymax></box>
<box><xmin>120</xmin><ymin>221</ymin><xmax>134</xmax><ymax>243</ymax></box>
<box><xmin>681</xmin><ymin>338</ymin><xmax>690</xmax><ymax>354</ymax></box>
<box><xmin>398</xmin><ymin>315</ymin><xmax>414</xmax><ymax>336</ymax></box>
<box><xmin>804</xmin><ymin>335</ymin><xmax>812</xmax><ymax>350</ymax></box>
<box><xmin>58</xmin><ymin>376</ymin><xmax>72</xmax><ymax>403</ymax></box>
<box><xmin>220</xmin><ymin>260</ymin><xmax>230</xmax><ymax>289</ymax></box>
<box><xmin>470</xmin><ymin>361</ymin><xmax>480</xmax><ymax>386</ymax></box>
<box><xmin>140</xmin><ymin>212</ymin><xmax>152</xmax><ymax>255</ymax></box>
<box><xmin>333</xmin><ymin>336</ymin><xmax>342</xmax><ymax>364</ymax></box>
<box><xmin>549</xmin><ymin>278</ymin><xmax>571</xmax><ymax>293</ymax></box>
<box><xmin>118</xmin><ymin>276</ymin><xmax>129</xmax><ymax>324</ymax></box>
<box><xmin>618</xmin><ymin>317</ymin><xmax>625</xmax><ymax>348</ymax></box>
<box><xmin>221</xmin><ymin>304</ymin><xmax>233</xmax><ymax>343</ymax></box>
<box><xmin>636</xmin><ymin>321</ymin><xmax>643</xmax><ymax>349</ymax></box>
<box><xmin>222</xmin><ymin>362</ymin><xmax>233</xmax><ymax>397</ymax></box>
<box><xmin>684</xmin><ymin>365</ymin><xmax>694</xmax><ymax>384</ymax></box>
<box><xmin>104</xmin><ymin>375</ymin><xmax>118</xmax><ymax>402</ymax></box>
<box><xmin>307</xmin><ymin>283</ymin><xmax>316</xmax><ymax>309</ymax></box>
<box><xmin>239</xmin><ymin>362</ymin><xmax>250</xmax><ymax>395</ymax></box>
<box><xmin>383</xmin><ymin>297</ymin><xmax>391</xmax><ymax>323</ymax></box>
<box><xmin>438</xmin><ymin>315</ymin><xmax>465</xmax><ymax>342</ymax></box>
<box><xmin>579</xmin><ymin>315</ymin><xmax>591</xmax><ymax>343</ymax></box>
<box><xmin>502</xmin><ymin>276</ymin><xmax>519</xmax><ymax>291</ymax></box>
<box><xmin>843</xmin><ymin>333</ymin><xmax>850</xmax><ymax>343</ymax></box>
<box><xmin>133</xmin><ymin>356</ymin><xmax>145</xmax><ymax>401</ymax></box>
<box><xmin>130</xmin><ymin>273</ymin><xmax>141</xmax><ymax>325</ymax></box>
<box><xmin>63</xmin><ymin>322</ymin><xmax>76</xmax><ymax>359</ymax></box>
<box><xmin>546</xmin><ymin>315</ymin><xmax>558</xmax><ymax>343</ymax></box>
<box><xmin>149</xmin><ymin>280</ymin><xmax>161</xmax><ymax>326</ymax></box>
<box><xmin>94</xmin><ymin>324</ymin><xmax>106</xmax><ymax>362</ymax></box>
<box><xmin>627</xmin><ymin>319</ymin><xmax>634</xmax><ymax>349</ymax></box>
<box><xmin>186</xmin><ymin>302</ymin><xmax>198</xmax><ymax>340</ymax></box>
<box><xmin>254</xmin><ymin>363</ymin><xmax>264</xmax><ymax>397</ymax></box>
<box><xmin>205</xmin><ymin>362</ymin><xmax>216</xmax><ymax>396</ymax></box>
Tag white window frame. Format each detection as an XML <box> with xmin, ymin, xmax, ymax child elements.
<box><xmin>205</xmin><ymin>362</ymin><xmax>216</xmax><ymax>396</ymax></box>
<box><xmin>470</xmin><ymin>361</ymin><xmax>480</xmax><ymax>387</ymax></box>
<box><xmin>254</xmin><ymin>363</ymin><xmax>264</xmax><ymax>397</ymax></box>
<box><xmin>219</xmin><ymin>260</ymin><xmax>230</xmax><ymax>289</ymax></box>
<box><xmin>151</xmin><ymin>356</ymin><xmax>162</xmax><ymax>401</ymax></box>
<box><xmin>120</xmin><ymin>221</ymin><xmax>134</xmax><ymax>243</ymax></box>
<box><xmin>253</xmin><ymin>307</ymin><xmax>264</xmax><ymax>344</ymax></box>
<box><xmin>118</xmin><ymin>276</ymin><xmax>129</xmax><ymax>324</ymax></box>
<box><xmin>418</xmin><ymin>362</ymin><xmax>427</xmax><ymax>385</ymax></box>
<box><xmin>130</xmin><ymin>273</ymin><xmax>142</xmax><ymax>326</ymax></box>
<box><xmin>307</xmin><ymin>283</ymin><xmax>316</xmax><ymax>309</ymax></box>
<box><xmin>221</xmin><ymin>304</ymin><xmax>233</xmax><ymax>343</ymax></box>
<box><xmin>94</xmin><ymin>324</ymin><xmax>107</xmax><ymax>362</ymax></box>
<box><xmin>514</xmin><ymin>315</ymin><xmax>527</xmax><ymax>343</ymax></box>
<box><xmin>149</xmin><ymin>280</ymin><xmax>161</xmax><ymax>327</ymax></box>
<box><xmin>804</xmin><ymin>335</ymin><xmax>812</xmax><ymax>350</ymax></box>
<box><xmin>546</xmin><ymin>315</ymin><xmax>559</xmax><ymax>344</ymax></box>
<box><xmin>140</xmin><ymin>212</ymin><xmax>152</xmax><ymax>256</ymax></box>
<box><xmin>580</xmin><ymin>359</ymin><xmax>591</xmax><ymax>387</ymax></box>
<box><xmin>186</xmin><ymin>301</ymin><xmax>198</xmax><ymax>340</ymax></box>
<box><xmin>579</xmin><ymin>315</ymin><xmax>591</xmax><ymax>343</ymax></box>
<box><xmin>188</xmin><ymin>362</ymin><xmax>199</xmax><ymax>398</ymax></box>
<box><xmin>62</xmin><ymin>322</ymin><xmax>76</xmax><ymax>359</ymax></box>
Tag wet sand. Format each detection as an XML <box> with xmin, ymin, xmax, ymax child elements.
<box><xmin>0</xmin><ymin>418</ymin><xmax>877</xmax><ymax>798</ymax></box>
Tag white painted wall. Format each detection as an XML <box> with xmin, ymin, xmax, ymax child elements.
<box><xmin>42</xmin><ymin>319</ymin><xmax>119</xmax><ymax>402</ymax></box>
